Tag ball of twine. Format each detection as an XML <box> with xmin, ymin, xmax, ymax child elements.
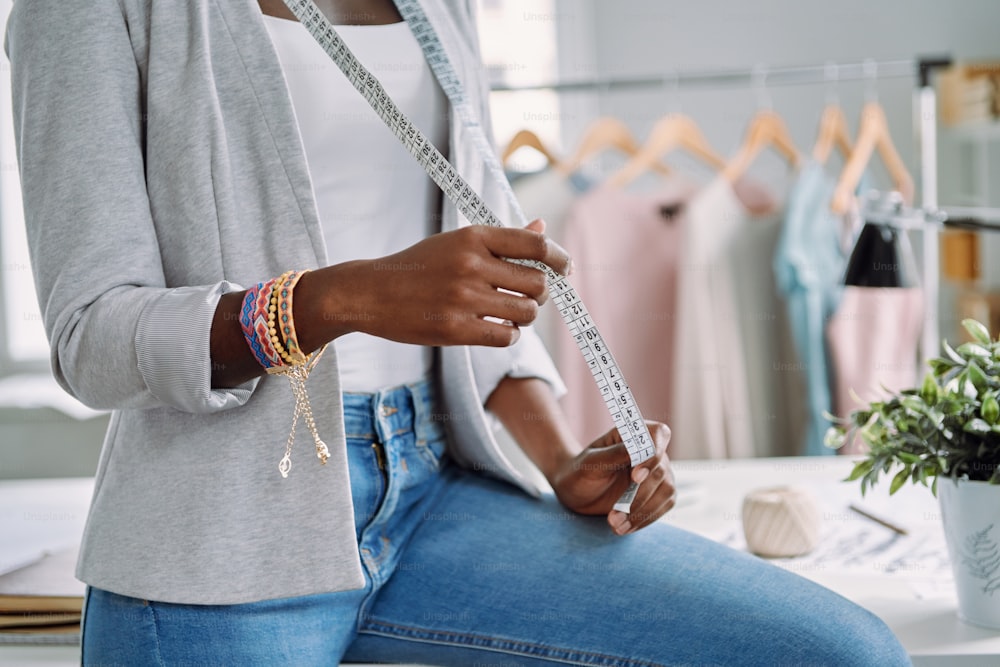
<box><xmin>742</xmin><ymin>486</ymin><xmax>821</xmax><ymax>558</ymax></box>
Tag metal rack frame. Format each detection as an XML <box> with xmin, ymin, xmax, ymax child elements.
<box><xmin>489</xmin><ymin>59</ymin><xmax>920</xmax><ymax>93</ymax></box>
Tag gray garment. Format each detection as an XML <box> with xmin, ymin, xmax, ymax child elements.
<box><xmin>5</xmin><ymin>0</ymin><xmax>564</xmax><ymax>604</ymax></box>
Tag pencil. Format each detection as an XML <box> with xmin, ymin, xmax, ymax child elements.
<box><xmin>848</xmin><ymin>503</ymin><xmax>909</xmax><ymax>536</ymax></box>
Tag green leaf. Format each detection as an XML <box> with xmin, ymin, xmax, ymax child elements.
<box><xmin>889</xmin><ymin>466</ymin><xmax>911</xmax><ymax>495</ymax></box>
<box><xmin>901</xmin><ymin>396</ymin><xmax>925</xmax><ymax>414</ymax></box>
<box><xmin>929</xmin><ymin>357</ymin><xmax>958</xmax><ymax>376</ymax></box>
<box><xmin>932</xmin><ymin>475</ymin><xmax>939</xmax><ymax>497</ymax></box>
<box><xmin>984</xmin><ymin>394</ymin><xmax>1000</xmax><ymax>425</ymax></box>
<box><xmin>918</xmin><ymin>465</ymin><xmax>929</xmax><ymax>486</ymax></box>
<box><xmin>845</xmin><ymin>459</ymin><xmax>874</xmax><ymax>481</ymax></box>
<box><xmin>964</xmin><ymin>418</ymin><xmax>992</xmax><ymax>435</ymax></box>
<box><xmin>897</xmin><ymin>451</ymin><xmax>921</xmax><ymax>464</ymax></box>
<box><xmin>958</xmin><ymin>374</ymin><xmax>978</xmax><ymax>399</ymax></box>
<box><xmin>957</xmin><ymin>342</ymin><xmax>991</xmax><ymax>360</ymax></box>
<box><xmin>927</xmin><ymin>357</ymin><xmax>955</xmax><ymax>375</ymax></box>
<box><xmin>942</xmin><ymin>339</ymin><xmax>964</xmax><ymax>364</ymax></box>
<box><xmin>967</xmin><ymin>361</ymin><xmax>990</xmax><ymax>392</ymax></box>
<box><xmin>920</xmin><ymin>373</ymin><xmax>939</xmax><ymax>406</ymax></box>
<box><xmin>963</xmin><ymin>319</ymin><xmax>993</xmax><ymax>346</ymax></box>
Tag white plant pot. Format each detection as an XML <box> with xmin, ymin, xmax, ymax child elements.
<box><xmin>938</xmin><ymin>477</ymin><xmax>1000</xmax><ymax>629</ymax></box>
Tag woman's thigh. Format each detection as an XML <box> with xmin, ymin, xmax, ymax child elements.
<box><xmin>345</xmin><ymin>470</ymin><xmax>911</xmax><ymax>667</ymax></box>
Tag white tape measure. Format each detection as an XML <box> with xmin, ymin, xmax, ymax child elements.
<box><xmin>282</xmin><ymin>0</ymin><xmax>653</xmax><ymax>512</ymax></box>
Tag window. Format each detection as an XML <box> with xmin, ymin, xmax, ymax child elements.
<box><xmin>476</xmin><ymin>0</ymin><xmax>561</xmax><ymax>173</ymax></box>
<box><xmin>0</xmin><ymin>0</ymin><xmax>48</xmax><ymax>374</ymax></box>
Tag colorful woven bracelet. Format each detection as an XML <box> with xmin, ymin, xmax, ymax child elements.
<box><xmin>240</xmin><ymin>279</ymin><xmax>283</xmax><ymax>370</ymax></box>
<box><xmin>242</xmin><ymin>270</ymin><xmax>328</xmax><ymax>478</ymax></box>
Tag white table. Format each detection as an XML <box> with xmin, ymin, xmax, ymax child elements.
<box><xmin>2</xmin><ymin>459</ymin><xmax>1000</xmax><ymax>666</ymax></box>
<box><xmin>663</xmin><ymin>457</ymin><xmax>1000</xmax><ymax>667</ymax></box>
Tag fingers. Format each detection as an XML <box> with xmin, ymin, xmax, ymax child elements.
<box><xmin>610</xmin><ymin>422</ymin><xmax>676</xmax><ymax>535</ymax></box>
<box><xmin>585</xmin><ymin>422</ymin><xmax>669</xmax><ymax>482</ymax></box>
<box><xmin>476</xmin><ymin>221</ymin><xmax>573</xmax><ymax>279</ymax></box>
<box><xmin>631</xmin><ymin>422</ymin><xmax>671</xmax><ymax>484</ymax></box>
<box><xmin>525</xmin><ymin>218</ymin><xmax>546</xmax><ymax>234</ymax></box>
<box><xmin>625</xmin><ymin>457</ymin><xmax>676</xmax><ymax>532</ymax></box>
<box><xmin>482</xmin><ymin>261</ymin><xmax>550</xmax><ymax>306</ymax></box>
<box><xmin>460</xmin><ymin>318</ymin><xmax>521</xmax><ymax>347</ymax></box>
<box><xmin>478</xmin><ymin>290</ymin><xmax>539</xmax><ymax>327</ymax></box>
<box><xmin>606</xmin><ymin>459</ymin><xmax>676</xmax><ymax>535</ymax></box>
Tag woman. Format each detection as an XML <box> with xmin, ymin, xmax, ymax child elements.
<box><xmin>6</xmin><ymin>0</ymin><xmax>910</xmax><ymax>664</ymax></box>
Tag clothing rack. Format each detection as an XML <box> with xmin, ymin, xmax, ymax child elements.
<box><xmin>488</xmin><ymin>59</ymin><xmax>920</xmax><ymax>93</ymax></box>
<box><xmin>942</xmin><ymin>207</ymin><xmax>1000</xmax><ymax>232</ymax></box>
<box><xmin>492</xmin><ymin>56</ymin><xmax>954</xmax><ymax>367</ymax></box>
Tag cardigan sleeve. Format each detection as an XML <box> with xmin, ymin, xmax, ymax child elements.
<box><xmin>5</xmin><ymin>1</ymin><xmax>258</xmax><ymax>413</ymax></box>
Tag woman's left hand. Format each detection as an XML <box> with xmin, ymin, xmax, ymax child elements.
<box><xmin>549</xmin><ymin>421</ymin><xmax>676</xmax><ymax>535</ymax></box>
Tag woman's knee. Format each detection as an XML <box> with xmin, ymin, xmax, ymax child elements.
<box><xmin>765</xmin><ymin>591</ymin><xmax>911</xmax><ymax>667</ymax></box>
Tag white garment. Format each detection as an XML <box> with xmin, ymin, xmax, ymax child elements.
<box><xmin>670</xmin><ymin>176</ymin><xmax>777</xmax><ymax>459</ymax></box>
<box><xmin>729</xmin><ymin>208</ymin><xmax>808</xmax><ymax>457</ymax></box>
<box><xmin>510</xmin><ymin>168</ymin><xmax>582</xmax><ymax>351</ymax></box>
<box><xmin>263</xmin><ymin>16</ymin><xmax>448</xmax><ymax>391</ymax></box>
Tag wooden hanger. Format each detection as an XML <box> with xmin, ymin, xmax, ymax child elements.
<box><xmin>501</xmin><ymin>129</ymin><xmax>561</xmax><ymax>169</ymax></box>
<box><xmin>722</xmin><ymin>110</ymin><xmax>801</xmax><ymax>183</ymax></box>
<box><xmin>609</xmin><ymin>114</ymin><xmax>726</xmax><ymax>187</ymax></box>
<box><xmin>830</xmin><ymin>102</ymin><xmax>914</xmax><ymax>214</ymax></box>
<box><xmin>812</xmin><ymin>104</ymin><xmax>853</xmax><ymax>165</ymax></box>
<box><xmin>557</xmin><ymin>117</ymin><xmax>670</xmax><ymax>177</ymax></box>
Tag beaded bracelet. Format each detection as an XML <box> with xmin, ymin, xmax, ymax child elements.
<box><xmin>239</xmin><ymin>270</ymin><xmax>329</xmax><ymax>478</ymax></box>
<box><xmin>265</xmin><ymin>270</ymin><xmax>295</xmax><ymax>366</ymax></box>
<box><xmin>268</xmin><ymin>270</ymin><xmax>308</xmax><ymax>366</ymax></box>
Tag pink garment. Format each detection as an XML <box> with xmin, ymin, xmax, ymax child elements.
<box><xmin>555</xmin><ymin>180</ymin><xmax>698</xmax><ymax>444</ymax></box>
<box><xmin>826</xmin><ymin>286</ymin><xmax>924</xmax><ymax>454</ymax></box>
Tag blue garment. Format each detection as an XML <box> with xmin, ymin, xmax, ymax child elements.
<box><xmin>82</xmin><ymin>380</ymin><xmax>909</xmax><ymax>665</ymax></box>
<box><xmin>774</xmin><ymin>162</ymin><xmax>847</xmax><ymax>456</ymax></box>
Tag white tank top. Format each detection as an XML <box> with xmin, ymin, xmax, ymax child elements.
<box><xmin>263</xmin><ymin>15</ymin><xmax>447</xmax><ymax>392</ymax></box>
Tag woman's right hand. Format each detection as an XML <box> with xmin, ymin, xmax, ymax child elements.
<box><xmin>297</xmin><ymin>218</ymin><xmax>572</xmax><ymax>350</ymax></box>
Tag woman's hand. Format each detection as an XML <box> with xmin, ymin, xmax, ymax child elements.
<box><xmin>304</xmin><ymin>219</ymin><xmax>570</xmax><ymax>349</ymax></box>
<box><xmin>549</xmin><ymin>421</ymin><xmax>676</xmax><ymax>535</ymax></box>
<box><xmin>214</xmin><ymin>219</ymin><xmax>568</xmax><ymax>387</ymax></box>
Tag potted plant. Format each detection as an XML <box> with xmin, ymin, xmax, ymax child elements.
<box><xmin>827</xmin><ymin>318</ymin><xmax>1000</xmax><ymax>629</ymax></box>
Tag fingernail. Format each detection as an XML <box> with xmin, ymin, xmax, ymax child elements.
<box><xmin>634</xmin><ymin>467</ymin><xmax>650</xmax><ymax>484</ymax></box>
<box><xmin>609</xmin><ymin>511</ymin><xmax>626</xmax><ymax>529</ymax></box>
<box><xmin>617</xmin><ymin>520</ymin><xmax>632</xmax><ymax>535</ymax></box>
<box><xmin>563</xmin><ymin>258</ymin><xmax>574</xmax><ymax>276</ymax></box>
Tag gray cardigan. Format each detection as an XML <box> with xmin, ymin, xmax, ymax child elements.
<box><xmin>6</xmin><ymin>0</ymin><xmax>565</xmax><ymax>604</ymax></box>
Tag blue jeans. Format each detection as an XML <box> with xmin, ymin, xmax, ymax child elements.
<box><xmin>82</xmin><ymin>379</ymin><xmax>910</xmax><ymax>666</ymax></box>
